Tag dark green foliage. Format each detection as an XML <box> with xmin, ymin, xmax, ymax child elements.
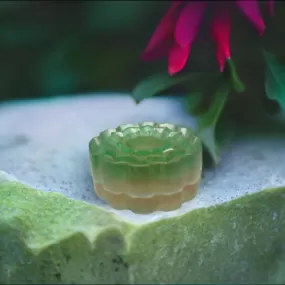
<box><xmin>263</xmin><ymin>50</ymin><xmax>285</xmax><ymax>110</ymax></box>
<box><xmin>132</xmin><ymin>60</ymin><xmax>246</xmax><ymax>164</ymax></box>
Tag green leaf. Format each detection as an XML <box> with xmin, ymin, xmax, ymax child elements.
<box><xmin>187</xmin><ymin>92</ymin><xmax>203</xmax><ymax>114</ymax></box>
<box><xmin>195</xmin><ymin>85</ymin><xmax>230</xmax><ymax>164</ymax></box>
<box><xmin>185</xmin><ymin>73</ymin><xmax>231</xmax><ymax>164</ymax></box>
<box><xmin>134</xmin><ymin>71</ymin><xmax>230</xmax><ymax>163</ymax></box>
<box><xmin>226</xmin><ymin>59</ymin><xmax>245</xmax><ymax>93</ymax></box>
<box><xmin>132</xmin><ymin>73</ymin><xmax>202</xmax><ymax>104</ymax></box>
<box><xmin>185</xmin><ymin>73</ymin><xmax>223</xmax><ymax>115</ymax></box>
<box><xmin>263</xmin><ymin>50</ymin><xmax>285</xmax><ymax>110</ymax></box>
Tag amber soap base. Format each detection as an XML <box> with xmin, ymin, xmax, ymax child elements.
<box><xmin>95</xmin><ymin>181</ymin><xmax>199</xmax><ymax>214</ymax></box>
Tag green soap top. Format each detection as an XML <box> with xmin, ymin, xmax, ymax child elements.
<box><xmin>89</xmin><ymin>122</ymin><xmax>201</xmax><ymax>166</ymax></box>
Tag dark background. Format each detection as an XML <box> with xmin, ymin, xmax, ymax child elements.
<box><xmin>0</xmin><ymin>1</ymin><xmax>284</xmax><ymax>102</ymax></box>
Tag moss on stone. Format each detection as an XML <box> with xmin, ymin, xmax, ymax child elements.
<box><xmin>1</xmin><ymin>180</ymin><xmax>285</xmax><ymax>284</ymax></box>
<box><xmin>0</xmin><ymin>182</ymin><xmax>133</xmax><ymax>284</ymax></box>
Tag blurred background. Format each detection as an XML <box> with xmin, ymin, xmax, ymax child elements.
<box><xmin>0</xmin><ymin>1</ymin><xmax>172</xmax><ymax>101</ymax></box>
<box><xmin>0</xmin><ymin>1</ymin><xmax>284</xmax><ymax>102</ymax></box>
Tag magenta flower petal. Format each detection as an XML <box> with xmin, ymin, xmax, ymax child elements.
<box><xmin>211</xmin><ymin>7</ymin><xmax>231</xmax><ymax>72</ymax></box>
<box><xmin>236</xmin><ymin>0</ymin><xmax>265</xmax><ymax>35</ymax></box>
<box><xmin>216</xmin><ymin>49</ymin><xmax>227</xmax><ymax>72</ymax></box>
<box><xmin>267</xmin><ymin>0</ymin><xmax>274</xmax><ymax>16</ymax></box>
<box><xmin>141</xmin><ymin>38</ymin><xmax>172</xmax><ymax>61</ymax></box>
<box><xmin>174</xmin><ymin>1</ymin><xmax>207</xmax><ymax>48</ymax></box>
<box><xmin>172</xmin><ymin>0</ymin><xmax>183</xmax><ymax>8</ymax></box>
<box><xmin>168</xmin><ymin>43</ymin><xmax>190</xmax><ymax>75</ymax></box>
<box><xmin>142</xmin><ymin>2</ymin><xmax>180</xmax><ymax>61</ymax></box>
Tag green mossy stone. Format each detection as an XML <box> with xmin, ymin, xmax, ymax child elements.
<box><xmin>0</xmin><ymin>176</ymin><xmax>285</xmax><ymax>284</ymax></box>
<box><xmin>0</xmin><ymin>177</ymin><xmax>133</xmax><ymax>284</ymax></box>
<box><xmin>0</xmin><ymin>95</ymin><xmax>285</xmax><ymax>284</ymax></box>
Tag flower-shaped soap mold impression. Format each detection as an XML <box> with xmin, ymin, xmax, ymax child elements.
<box><xmin>89</xmin><ymin>122</ymin><xmax>202</xmax><ymax>214</ymax></box>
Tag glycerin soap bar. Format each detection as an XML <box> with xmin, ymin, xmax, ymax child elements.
<box><xmin>89</xmin><ymin>122</ymin><xmax>202</xmax><ymax>214</ymax></box>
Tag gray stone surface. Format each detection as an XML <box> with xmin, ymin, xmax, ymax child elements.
<box><xmin>0</xmin><ymin>94</ymin><xmax>285</xmax><ymax>223</ymax></box>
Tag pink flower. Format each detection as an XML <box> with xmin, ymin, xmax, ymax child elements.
<box><xmin>267</xmin><ymin>0</ymin><xmax>274</xmax><ymax>16</ymax></box>
<box><xmin>211</xmin><ymin>6</ymin><xmax>231</xmax><ymax>72</ymax></box>
<box><xmin>142</xmin><ymin>0</ymin><xmax>274</xmax><ymax>75</ymax></box>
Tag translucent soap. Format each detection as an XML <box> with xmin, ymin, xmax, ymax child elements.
<box><xmin>89</xmin><ymin>122</ymin><xmax>202</xmax><ymax>214</ymax></box>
